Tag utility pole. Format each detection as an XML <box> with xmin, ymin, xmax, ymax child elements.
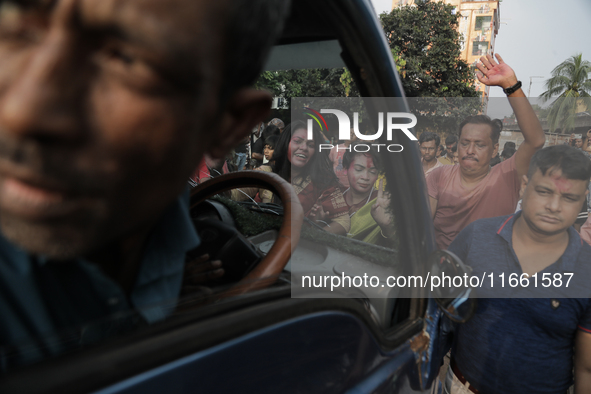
<box><xmin>528</xmin><ymin>76</ymin><xmax>544</xmax><ymax>98</ymax></box>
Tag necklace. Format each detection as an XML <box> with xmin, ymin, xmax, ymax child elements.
<box><xmin>344</xmin><ymin>186</ymin><xmax>374</xmax><ymax>217</ymax></box>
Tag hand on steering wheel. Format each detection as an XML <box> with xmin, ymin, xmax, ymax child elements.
<box><xmin>190</xmin><ymin>170</ymin><xmax>303</xmax><ymax>297</ymax></box>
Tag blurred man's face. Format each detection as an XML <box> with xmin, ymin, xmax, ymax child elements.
<box><xmin>0</xmin><ymin>0</ymin><xmax>245</xmax><ymax>258</ymax></box>
<box><xmin>419</xmin><ymin>140</ymin><xmax>437</xmax><ymax>163</ymax></box>
<box><xmin>520</xmin><ymin>169</ymin><xmax>588</xmax><ymax>236</ymax></box>
<box><xmin>254</xmin><ymin>122</ymin><xmax>264</xmax><ymax>138</ymax></box>
<box><xmin>452</xmin><ymin>150</ymin><xmax>459</xmax><ymax>164</ymax></box>
<box><xmin>576</xmin><ymin>139</ymin><xmax>583</xmax><ymax>148</ymax></box>
<box><xmin>446</xmin><ymin>142</ymin><xmax>457</xmax><ymax>157</ymax></box>
<box><xmin>458</xmin><ymin>123</ymin><xmax>498</xmax><ymax>176</ymax></box>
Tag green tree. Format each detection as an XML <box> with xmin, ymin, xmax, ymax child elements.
<box><xmin>255</xmin><ymin>68</ymin><xmax>360</xmax><ymax>131</ymax></box>
<box><xmin>379</xmin><ymin>1</ymin><xmax>481</xmax><ymax>136</ymax></box>
<box><xmin>256</xmin><ymin>1</ymin><xmax>483</xmax><ymax>137</ymax></box>
<box><xmin>380</xmin><ymin>1</ymin><xmax>478</xmax><ymax>98</ymax></box>
<box><xmin>255</xmin><ymin>68</ymin><xmax>365</xmax><ymax>139</ymax></box>
<box><xmin>540</xmin><ymin>53</ymin><xmax>591</xmax><ymax>133</ymax></box>
<box><xmin>255</xmin><ymin>68</ymin><xmax>357</xmax><ymax>104</ymax></box>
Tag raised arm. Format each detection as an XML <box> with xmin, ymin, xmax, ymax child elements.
<box><xmin>476</xmin><ymin>54</ymin><xmax>545</xmax><ymax>179</ymax></box>
<box><xmin>252</xmin><ymin>152</ymin><xmax>264</xmax><ymax>161</ymax></box>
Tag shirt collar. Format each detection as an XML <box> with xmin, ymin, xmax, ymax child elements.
<box><xmin>496</xmin><ymin>213</ymin><xmax>517</xmax><ymax>243</ymax></box>
<box><xmin>34</xmin><ymin>189</ymin><xmax>200</xmax><ymax>323</ymax></box>
<box><xmin>497</xmin><ymin>211</ymin><xmax>581</xmax><ymax>271</ymax></box>
<box><xmin>130</xmin><ymin>188</ymin><xmax>200</xmax><ymax>322</ymax></box>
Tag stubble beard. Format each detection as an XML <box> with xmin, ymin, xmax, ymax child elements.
<box><xmin>0</xmin><ymin>209</ymin><xmax>105</xmax><ymax>260</ymax></box>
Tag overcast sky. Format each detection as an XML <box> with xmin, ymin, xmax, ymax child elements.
<box><xmin>370</xmin><ymin>0</ymin><xmax>591</xmax><ymax>107</ymax></box>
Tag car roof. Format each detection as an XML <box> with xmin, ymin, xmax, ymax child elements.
<box><xmin>267</xmin><ymin>0</ymin><xmax>406</xmax><ymax>99</ymax></box>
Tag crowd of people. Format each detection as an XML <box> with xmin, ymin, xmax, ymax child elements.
<box><xmin>422</xmin><ymin>54</ymin><xmax>591</xmax><ymax>394</ymax></box>
<box><xmin>194</xmin><ymin>118</ymin><xmax>396</xmax><ymax>241</ymax></box>
<box><xmin>1</xmin><ymin>0</ymin><xmax>591</xmax><ymax>392</ymax></box>
<box><xmin>189</xmin><ymin>53</ymin><xmax>591</xmax><ymax>394</ymax></box>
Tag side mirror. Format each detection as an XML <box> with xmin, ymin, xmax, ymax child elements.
<box><xmin>429</xmin><ymin>251</ymin><xmax>476</xmax><ymax>323</ymax></box>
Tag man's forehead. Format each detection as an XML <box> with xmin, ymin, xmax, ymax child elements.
<box><xmin>533</xmin><ymin>169</ymin><xmax>587</xmax><ymax>194</ymax></box>
<box><xmin>460</xmin><ymin>123</ymin><xmax>492</xmax><ymax>140</ymax></box>
<box><xmin>79</xmin><ymin>0</ymin><xmax>225</xmax><ymax>54</ymax></box>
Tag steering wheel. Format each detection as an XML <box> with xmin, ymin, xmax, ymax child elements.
<box><xmin>190</xmin><ymin>170</ymin><xmax>303</xmax><ymax>296</ymax></box>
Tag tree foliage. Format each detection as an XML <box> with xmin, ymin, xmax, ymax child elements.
<box><xmin>380</xmin><ymin>1</ymin><xmax>479</xmax><ymax>98</ymax></box>
<box><xmin>379</xmin><ymin>1</ymin><xmax>481</xmax><ymax>136</ymax></box>
<box><xmin>254</xmin><ymin>0</ymin><xmax>483</xmax><ymax>137</ymax></box>
<box><xmin>540</xmin><ymin>53</ymin><xmax>591</xmax><ymax>133</ymax></box>
<box><xmin>255</xmin><ymin>69</ymin><xmax>361</xmax><ymax>140</ymax></box>
<box><xmin>255</xmin><ymin>68</ymin><xmax>359</xmax><ymax>104</ymax></box>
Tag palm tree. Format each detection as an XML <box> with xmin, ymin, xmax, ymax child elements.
<box><xmin>539</xmin><ymin>53</ymin><xmax>591</xmax><ymax>133</ymax></box>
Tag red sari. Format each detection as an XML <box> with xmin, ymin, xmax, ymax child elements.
<box><xmin>292</xmin><ymin>175</ymin><xmax>350</xmax><ymax>231</ymax></box>
<box><xmin>190</xmin><ymin>159</ymin><xmax>229</xmax><ymax>185</ymax></box>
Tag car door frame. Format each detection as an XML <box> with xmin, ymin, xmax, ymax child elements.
<box><xmin>0</xmin><ymin>0</ymin><xmax>443</xmax><ymax>392</ymax></box>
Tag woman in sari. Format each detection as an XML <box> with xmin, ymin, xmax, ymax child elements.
<box><xmin>272</xmin><ymin>121</ymin><xmax>350</xmax><ymax>236</ymax></box>
<box><xmin>341</xmin><ymin>143</ymin><xmax>395</xmax><ymax>246</ymax></box>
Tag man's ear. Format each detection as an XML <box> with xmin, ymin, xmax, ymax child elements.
<box><xmin>208</xmin><ymin>88</ymin><xmax>272</xmax><ymax>159</ymax></box>
<box><xmin>492</xmin><ymin>142</ymin><xmax>499</xmax><ymax>159</ymax></box>
<box><xmin>519</xmin><ymin>174</ymin><xmax>528</xmax><ymax>199</ymax></box>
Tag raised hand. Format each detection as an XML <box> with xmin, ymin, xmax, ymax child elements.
<box><xmin>371</xmin><ymin>179</ymin><xmax>395</xmax><ymax>238</ymax></box>
<box><xmin>475</xmin><ymin>53</ymin><xmax>518</xmax><ymax>90</ymax></box>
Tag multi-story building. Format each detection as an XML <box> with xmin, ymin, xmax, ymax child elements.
<box><xmin>391</xmin><ymin>0</ymin><xmax>501</xmax><ymax>102</ymax></box>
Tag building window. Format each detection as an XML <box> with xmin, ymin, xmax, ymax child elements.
<box><xmin>472</xmin><ymin>40</ymin><xmax>489</xmax><ymax>56</ymax></box>
<box><xmin>475</xmin><ymin>16</ymin><xmax>492</xmax><ymax>30</ymax></box>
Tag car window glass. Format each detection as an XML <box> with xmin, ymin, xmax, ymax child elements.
<box><xmin>0</xmin><ymin>20</ymin><xmax>415</xmax><ymax>378</ymax></box>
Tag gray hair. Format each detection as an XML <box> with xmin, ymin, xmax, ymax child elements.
<box><xmin>220</xmin><ymin>0</ymin><xmax>291</xmax><ymax>102</ymax></box>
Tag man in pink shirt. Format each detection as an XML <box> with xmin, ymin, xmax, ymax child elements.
<box><xmin>427</xmin><ymin>54</ymin><xmax>546</xmax><ymax>250</ymax></box>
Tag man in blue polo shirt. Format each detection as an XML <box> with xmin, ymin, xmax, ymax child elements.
<box><xmin>446</xmin><ymin>145</ymin><xmax>591</xmax><ymax>393</ymax></box>
<box><xmin>0</xmin><ymin>0</ymin><xmax>290</xmax><ymax>370</ymax></box>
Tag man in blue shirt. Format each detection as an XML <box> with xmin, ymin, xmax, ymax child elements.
<box><xmin>447</xmin><ymin>145</ymin><xmax>591</xmax><ymax>393</ymax></box>
<box><xmin>0</xmin><ymin>0</ymin><xmax>290</xmax><ymax>369</ymax></box>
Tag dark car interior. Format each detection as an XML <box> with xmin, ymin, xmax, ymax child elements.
<box><xmin>0</xmin><ymin>1</ymin><xmax>440</xmax><ymax>393</ymax></box>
